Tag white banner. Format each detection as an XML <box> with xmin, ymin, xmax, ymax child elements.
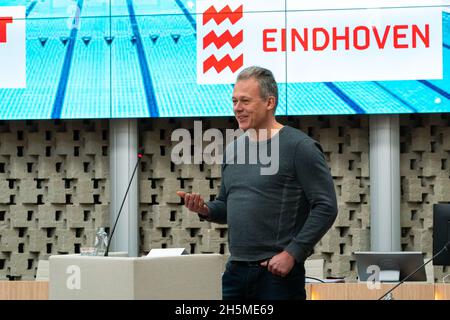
<box><xmin>0</xmin><ymin>6</ymin><xmax>26</xmax><ymax>88</ymax></box>
<box><xmin>196</xmin><ymin>0</ymin><xmax>443</xmax><ymax>84</ymax></box>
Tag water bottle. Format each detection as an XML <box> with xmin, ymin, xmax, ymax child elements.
<box><xmin>94</xmin><ymin>227</ymin><xmax>108</xmax><ymax>256</ymax></box>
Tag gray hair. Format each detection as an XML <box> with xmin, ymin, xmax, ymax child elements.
<box><xmin>236</xmin><ymin>66</ymin><xmax>278</xmax><ymax>110</ymax></box>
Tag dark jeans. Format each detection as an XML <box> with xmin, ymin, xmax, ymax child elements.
<box><xmin>222</xmin><ymin>260</ymin><xmax>306</xmax><ymax>300</ymax></box>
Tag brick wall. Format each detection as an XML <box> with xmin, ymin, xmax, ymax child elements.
<box><xmin>0</xmin><ymin>120</ymin><xmax>109</xmax><ymax>280</ymax></box>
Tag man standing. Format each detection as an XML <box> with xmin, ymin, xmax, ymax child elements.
<box><xmin>177</xmin><ymin>66</ymin><xmax>337</xmax><ymax>299</ymax></box>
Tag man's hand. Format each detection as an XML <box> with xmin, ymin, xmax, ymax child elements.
<box><xmin>260</xmin><ymin>251</ymin><xmax>296</xmax><ymax>277</ymax></box>
<box><xmin>176</xmin><ymin>191</ymin><xmax>209</xmax><ymax>217</ymax></box>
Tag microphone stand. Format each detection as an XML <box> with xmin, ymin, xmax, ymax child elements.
<box><xmin>104</xmin><ymin>150</ymin><xmax>143</xmax><ymax>257</ymax></box>
<box><xmin>378</xmin><ymin>241</ymin><xmax>450</xmax><ymax>300</ymax></box>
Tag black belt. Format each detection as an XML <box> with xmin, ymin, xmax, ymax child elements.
<box><xmin>231</xmin><ymin>259</ymin><xmax>270</xmax><ymax>266</ymax></box>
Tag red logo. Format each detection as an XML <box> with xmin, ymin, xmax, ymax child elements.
<box><xmin>0</xmin><ymin>17</ymin><xmax>13</xmax><ymax>43</ymax></box>
<box><xmin>203</xmin><ymin>5</ymin><xmax>243</xmax><ymax>25</ymax></box>
<box><xmin>202</xmin><ymin>5</ymin><xmax>244</xmax><ymax>74</ymax></box>
<box><xmin>203</xmin><ymin>54</ymin><xmax>244</xmax><ymax>73</ymax></box>
<box><xmin>203</xmin><ymin>30</ymin><xmax>243</xmax><ymax>50</ymax></box>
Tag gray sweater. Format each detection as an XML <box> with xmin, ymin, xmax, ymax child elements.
<box><xmin>205</xmin><ymin>126</ymin><xmax>338</xmax><ymax>263</ymax></box>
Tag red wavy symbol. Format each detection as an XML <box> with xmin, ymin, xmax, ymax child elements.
<box><xmin>203</xmin><ymin>30</ymin><xmax>243</xmax><ymax>49</ymax></box>
<box><xmin>203</xmin><ymin>5</ymin><xmax>243</xmax><ymax>25</ymax></box>
<box><xmin>203</xmin><ymin>54</ymin><xmax>244</xmax><ymax>73</ymax></box>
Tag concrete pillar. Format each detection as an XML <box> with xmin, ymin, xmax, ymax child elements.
<box><xmin>369</xmin><ymin>115</ymin><xmax>401</xmax><ymax>251</ymax></box>
<box><xmin>109</xmin><ymin>119</ymin><xmax>139</xmax><ymax>257</ymax></box>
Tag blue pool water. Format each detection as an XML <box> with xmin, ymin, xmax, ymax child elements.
<box><xmin>0</xmin><ymin>0</ymin><xmax>448</xmax><ymax>119</ymax></box>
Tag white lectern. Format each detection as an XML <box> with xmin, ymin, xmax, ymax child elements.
<box><xmin>49</xmin><ymin>253</ymin><xmax>223</xmax><ymax>300</ymax></box>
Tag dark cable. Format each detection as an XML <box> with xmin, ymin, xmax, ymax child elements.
<box><xmin>104</xmin><ymin>150</ymin><xmax>143</xmax><ymax>257</ymax></box>
<box><xmin>305</xmin><ymin>276</ymin><xmax>326</xmax><ymax>283</ymax></box>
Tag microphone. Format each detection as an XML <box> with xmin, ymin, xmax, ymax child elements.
<box><xmin>104</xmin><ymin>148</ymin><xmax>144</xmax><ymax>257</ymax></box>
<box><xmin>378</xmin><ymin>241</ymin><xmax>450</xmax><ymax>300</ymax></box>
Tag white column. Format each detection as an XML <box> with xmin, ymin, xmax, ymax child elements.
<box><xmin>109</xmin><ymin>119</ymin><xmax>139</xmax><ymax>257</ymax></box>
<box><xmin>369</xmin><ymin>115</ymin><xmax>401</xmax><ymax>251</ymax></box>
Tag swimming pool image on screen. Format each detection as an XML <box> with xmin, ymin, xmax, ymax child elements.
<box><xmin>0</xmin><ymin>0</ymin><xmax>448</xmax><ymax>119</ymax></box>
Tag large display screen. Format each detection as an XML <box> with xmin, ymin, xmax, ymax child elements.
<box><xmin>0</xmin><ymin>0</ymin><xmax>448</xmax><ymax>119</ymax></box>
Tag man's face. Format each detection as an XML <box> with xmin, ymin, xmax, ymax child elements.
<box><xmin>232</xmin><ymin>78</ymin><xmax>273</xmax><ymax>131</ymax></box>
